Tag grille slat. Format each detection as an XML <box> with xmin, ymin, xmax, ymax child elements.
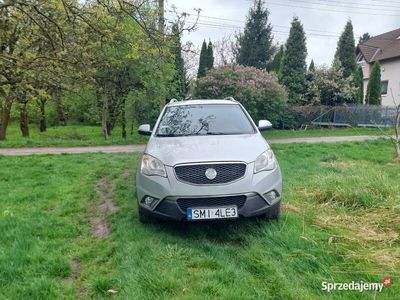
<box><xmin>177</xmin><ymin>195</ymin><xmax>247</xmax><ymax>211</ymax></box>
<box><xmin>175</xmin><ymin>163</ymin><xmax>246</xmax><ymax>185</ymax></box>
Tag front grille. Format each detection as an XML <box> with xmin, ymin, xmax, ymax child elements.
<box><xmin>174</xmin><ymin>163</ymin><xmax>246</xmax><ymax>185</ymax></box>
<box><xmin>176</xmin><ymin>195</ymin><xmax>247</xmax><ymax>211</ymax></box>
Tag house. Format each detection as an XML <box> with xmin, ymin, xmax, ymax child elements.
<box><xmin>356</xmin><ymin>28</ymin><xmax>400</xmax><ymax>106</ymax></box>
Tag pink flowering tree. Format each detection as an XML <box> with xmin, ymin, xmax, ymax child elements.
<box><xmin>194</xmin><ymin>65</ymin><xmax>287</xmax><ymax>126</ymax></box>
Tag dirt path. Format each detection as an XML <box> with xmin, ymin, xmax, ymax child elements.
<box><xmin>91</xmin><ymin>177</ymin><xmax>119</xmax><ymax>239</ymax></box>
<box><xmin>0</xmin><ymin>135</ymin><xmax>385</xmax><ymax>156</ymax></box>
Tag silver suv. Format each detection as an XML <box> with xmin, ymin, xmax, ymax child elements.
<box><xmin>136</xmin><ymin>99</ymin><xmax>282</xmax><ymax>223</ymax></box>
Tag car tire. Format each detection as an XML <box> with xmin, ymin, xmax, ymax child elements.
<box><xmin>138</xmin><ymin>204</ymin><xmax>154</xmax><ymax>224</ymax></box>
<box><xmin>261</xmin><ymin>202</ymin><xmax>281</xmax><ymax>220</ymax></box>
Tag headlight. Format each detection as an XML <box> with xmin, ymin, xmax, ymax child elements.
<box><xmin>254</xmin><ymin>149</ymin><xmax>276</xmax><ymax>173</ymax></box>
<box><xmin>140</xmin><ymin>154</ymin><xmax>167</xmax><ymax>177</ymax></box>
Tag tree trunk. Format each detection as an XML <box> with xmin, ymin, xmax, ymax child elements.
<box><xmin>39</xmin><ymin>99</ymin><xmax>47</xmax><ymax>132</ymax></box>
<box><xmin>130</xmin><ymin>121</ymin><xmax>134</xmax><ymax>136</ymax></box>
<box><xmin>108</xmin><ymin>107</ymin><xmax>116</xmax><ymax>135</ymax></box>
<box><xmin>0</xmin><ymin>100</ymin><xmax>12</xmax><ymax>141</ymax></box>
<box><xmin>106</xmin><ymin>121</ymin><xmax>112</xmax><ymax>136</ymax></box>
<box><xmin>0</xmin><ymin>126</ymin><xmax>5</xmax><ymax>141</ymax></box>
<box><xmin>101</xmin><ymin>96</ymin><xmax>109</xmax><ymax>140</ymax></box>
<box><xmin>54</xmin><ymin>90</ymin><xmax>67</xmax><ymax>126</ymax></box>
<box><xmin>121</xmin><ymin>98</ymin><xmax>126</xmax><ymax>138</ymax></box>
<box><xmin>19</xmin><ymin>101</ymin><xmax>29</xmax><ymax>137</ymax></box>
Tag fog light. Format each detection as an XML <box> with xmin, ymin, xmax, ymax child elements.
<box><xmin>263</xmin><ymin>190</ymin><xmax>279</xmax><ymax>202</ymax></box>
<box><xmin>142</xmin><ymin>196</ymin><xmax>158</xmax><ymax>207</ymax></box>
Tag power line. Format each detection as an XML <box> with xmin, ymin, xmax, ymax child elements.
<box><xmin>178</xmin><ymin>20</ymin><xmax>347</xmax><ymax>40</ymax></box>
<box><xmin>314</xmin><ymin>0</ymin><xmax>400</xmax><ymax>9</ymax></box>
<box><xmin>343</xmin><ymin>0</ymin><xmax>400</xmax><ymax>4</ymax></box>
<box><xmin>302</xmin><ymin>0</ymin><xmax>400</xmax><ymax>12</ymax></box>
<box><xmin>264</xmin><ymin>1</ymin><xmax>400</xmax><ymax>17</ymax></box>
<box><xmin>279</xmin><ymin>0</ymin><xmax>400</xmax><ymax>13</ymax></box>
<box><xmin>195</xmin><ymin>14</ymin><xmax>343</xmax><ymax>35</ymax></box>
<box><xmin>167</xmin><ymin>11</ymin><xmax>355</xmax><ymax>36</ymax></box>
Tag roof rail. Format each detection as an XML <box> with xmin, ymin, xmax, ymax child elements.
<box><xmin>224</xmin><ymin>97</ymin><xmax>236</xmax><ymax>102</ymax></box>
<box><xmin>169</xmin><ymin>98</ymin><xmax>179</xmax><ymax>104</ymax></box>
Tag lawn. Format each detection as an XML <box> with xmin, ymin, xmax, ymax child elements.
<box><xmin>0</xmin><ymin>141</ymin><xmax>399</xmax><ymax>299</ymax></box>
<box><xmin>0</xmin><ymin>124</ymin><xmax>149</xmax><ymax>148</ymax></box>
<box><xmin>0</xmin><ymin>124</ymin><xmax>393</xmax><ymax>148</ymax></box>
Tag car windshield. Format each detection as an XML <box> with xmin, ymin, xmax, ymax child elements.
<box><xmin>156</xmin><ymin>104</ymin><xmax>255</xmax><ymax>137</ymax></box>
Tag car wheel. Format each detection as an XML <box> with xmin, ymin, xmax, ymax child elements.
<box><xmin>138</xmin><ymin>204</ymin><xmax>154</xmax><ymax>224</ymax></box>
<box><xmin>261</xmin><ymin>202</ymin><xmax>281</xmax><ymax>220</ymax></box>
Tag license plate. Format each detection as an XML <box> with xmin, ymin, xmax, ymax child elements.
<box><xmin>187</xmin><ymin>206</ymin><xmax>238</xmax><ymax>221</ymax></box>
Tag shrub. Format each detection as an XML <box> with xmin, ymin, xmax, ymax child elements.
<box><xmin>194</xmin><ymin>65</ymin><xmax>287</xmax><ymax>126</ymax></box>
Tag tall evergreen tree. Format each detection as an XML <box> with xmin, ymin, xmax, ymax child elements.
<box><xmin>279</xmin><ymin>17</ymin><xmax>307</xmax><ymax>105</ymax></box>
<box><xmin>365</xmin><ymin>61</ymin><xmax>382</xmax><ymax>105</ymax></box>
<box><xmin>197</xmin><ymin>40</ymin><xmax>208</xmax><ymax>78</ymax></box>
<box><xmin>305</xmin><ymin>59</ymin><xmax>317</xmax><ymax>103</ymax></box>
<box><xmin>236</xmin><ymin>0</ymin><xmax>275</xmax><ymax>69</ymax></box>
<box><xmin>335</xmin><ymin>20</ymin><xmax>357</xmax><ymax>78</ymax></box>
<box><xmin>170</xmin><ymin>24</ymin><xmax>187</xmax><ymax>99</ymax></box>
<box><xmin>206</xmin><ymin>41</ymin><xmax>214</xmax><ymax>70</ymax></box>
<box><xmin>309</xmin><ymin>59</ymin><xmax>315</xmax><ymax>72</ymax></box>
<box><xmin>354</xmin><ymin>65</ymin><xmax>364</xmax><ymax>103</ymax></box>
<box><xmin>269</xmin><ymin>45</ymin><xmax>284</xmax><ymax>73</ymax></box>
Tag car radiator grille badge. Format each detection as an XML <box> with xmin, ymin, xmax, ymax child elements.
<box><xmin>205</xmin><ymin>168</ymin><xmax>217</xmax><ymax>180</ymax></box>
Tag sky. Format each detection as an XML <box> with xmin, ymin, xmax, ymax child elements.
<box><xmin>165</xmin><ymin>0</ymin><xmax>400</xmax><ymax>67</ymax></box>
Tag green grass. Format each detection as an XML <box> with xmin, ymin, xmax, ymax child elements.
<box><xmin>0</xmin><ymin>124</ymin><xmax>393</xmax><ymax>148</ymax></box>
<box><xmin>1</xmin><ymin>141</ymin><xmax>399</xmax><ymax>299</ymax></box>
<box><xmin>0</xmin><ymin>124</ymin><xmax>149</xmax><ymax>148</ymax></box>
<box><xmin>262</xmin><ymin>127</ymin><xmax>394</xmax><ymax>140</ymax></box>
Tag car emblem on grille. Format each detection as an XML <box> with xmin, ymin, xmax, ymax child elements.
<box><xmin>205</xmin><ymin>168</ymin><xmax>217</xmax><ymax>180</ymax></box>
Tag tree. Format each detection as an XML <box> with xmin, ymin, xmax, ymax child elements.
<box><xmin>358</xmin><ymin>32</ymin><xmax>371</xmax><ymax>45</ymax></box>
<box><xmin>0</xmin><ymin>0</ymin><xmax>196</xmax><ymax>141</ymax></box>
<box><xmin>309</xmin><ymin>60</ymin><xmax>315</xmax><ymax>72</ymax></box>
<box><xmin>197</xmin><ymin>40</ymin><xmax>214</xmax><ymax>79</ymax></box>
<box><xmin>213</xmin><ymin>35</ymin><xmax>236</xmax><ymax>67</ymax></box>
<box><xmin>309</xmin><ymin>61</ymin><xmax>358</xmax><ymax>105</ymax></box>
<box><xmin>0</xmin><ymin>0</ymin><xmax>73</xmax><ymax>139</ymax></box>
<box><xmin>194</xmin><ymin>65</ymin><xmax>287</xmax><ymax>125</ymax></box>
<box><xmin>279</xmin><ymin>17</ymin><xmax>307</xmax><ymax>105</ymax></box>
<box><xmin>335</xmin><ymin>20</ymin><xmax>357</xmax><ymax>78</ymax></box>
<box><xmin>354</xmin><ymin>66</ymin><xmax>364</xmax><ymax>103</ymax></box>
<box><xmin>365</xmin><ymin>61</ymin><xmax>382</xmax><ymax>105</ymax></box>
<box><xmin>269</xmin><ymin>45</ymin><xmax>284</xmax><ymax>73</ymax></box>
<box><xmin>206</xmin><ymin>41</ymin><xmax>214</xmax><ymax>70</ymax></box>
<box><xmin>305</xmin><ymin>59</ymin><xmax>317</xmax><ymax>103</ymax></box>
<box><xmin>170</xmin><ymin>24</ymin><xmax>187</xmax><ymax>99</ymax></box>
<box><xmin>236</xmin><ymin>0</ymin><xmax>275</xmax><ymax>69</ymax></box>
<box><xmin>197</xmin><ymin>40</ymin><xmax>208</xmax><ymax>78</ymax></box>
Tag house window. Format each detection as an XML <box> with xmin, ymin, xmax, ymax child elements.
<box><xmin>381</xmin><ymin>81</ymin><xmax>389</xmax><ymax>95</ymax></box>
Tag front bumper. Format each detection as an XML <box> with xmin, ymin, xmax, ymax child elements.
<box><xmin>141</xmin><ymin>194</ymin><xmax>281</xmax><ymax>221</ymax></box>
<box><xmin>136</xmin><ymin>162</ymin><xmax>282</xmax><ymax>221</ymax></box>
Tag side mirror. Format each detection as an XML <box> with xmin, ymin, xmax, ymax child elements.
<box><xmin>138</xmin><ymin>124</ymin><xmax>152</xmax><ymax>136</ymax></box>
<box><xmin>258</xmin><ymin>120</ymin><xmax>272</xmax><ymax>131</ymax></box>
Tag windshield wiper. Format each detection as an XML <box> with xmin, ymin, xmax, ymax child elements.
<box><xmin>205</xmin><ymin>132</ymin><xmax>239</xmax><ymax>135</ymax></box>
<box><xmin>157</xmin><ymin>133</ymin><xmax>195</xmax><ymax>137</ymax></box>
<box><xmin>156</xmin><ymin>133</ymin><xmax>179</xmax><ymax>137</ymax></box>
<box><xmin>157</xmin><ymin>132</ymin><xmax>241</xmax><ymax>137</ymax></box>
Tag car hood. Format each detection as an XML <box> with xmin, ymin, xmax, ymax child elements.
<box><xmin>145</xmin><ymin>134</ymin><xmax>270</xmax><ymax>166</ymax></box>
